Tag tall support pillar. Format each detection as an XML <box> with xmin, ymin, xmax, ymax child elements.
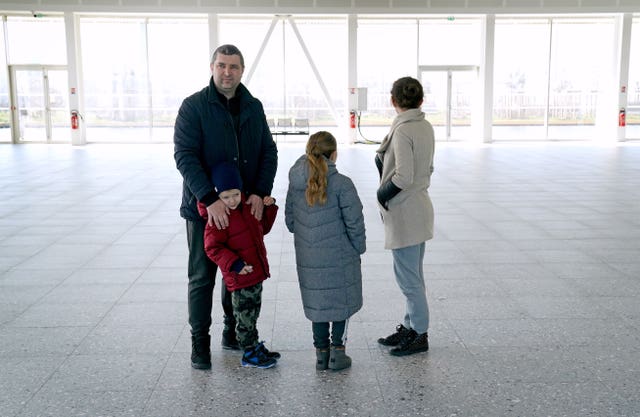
<box><xmin>208</xmin><ymin>14</ymin><xmax>219</xmax><ymax>61</ymax></box>
<box><xmin>347</xmin><ymin>14</ymin><xmax>357</xmax><ymax>144</ymax></box>
<box><xmin>64</xmin><ymin>12</ymin><xmax>85</xmax><ymax>145</ymax></box>
<box><xmin>615</xmin><ymin>13</ymin><xmax>632</xmax><ymax>142</ymax></box>
<box><xmin>479</xmin><ymin>14</ymin><xmax>495</xmax><ymax>144</ymax></box>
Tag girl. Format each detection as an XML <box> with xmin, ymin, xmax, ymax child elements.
<box><xmin>285</xmin><ymin>131</ymin><xmax>366</xmax><ymax>371</ymax></box>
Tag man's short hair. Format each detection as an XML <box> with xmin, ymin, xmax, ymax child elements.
<box><xmin>211</xmin><ymin>44</ymin><xmax>245</xmax><ymax>68</ymax></box>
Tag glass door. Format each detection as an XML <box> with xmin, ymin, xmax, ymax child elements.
<box><xmin>419</xmin><ymin>66</ymin><xmax>478</xmax><ymax>141</ymax></box>
<box><xmin>10</xmin><ymin>65</ymin><xmax>69</xmax><ymax>143</ymax></box>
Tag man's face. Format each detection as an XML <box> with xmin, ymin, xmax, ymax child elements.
<box><xmin>211</xmin><ymin>53</ymin><xmax>244</xmax><ymax>97</ymax></box>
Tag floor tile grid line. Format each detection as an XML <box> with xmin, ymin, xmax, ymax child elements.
<box><xmin>11</xmin><ymin>354</ymin><xmax>73</xmax><ymax>417</ymax></box>
<box><xmin>1</xmin><ymin>143</ymin><xmax>637</xmax><ymax>415</ymax></box>
<box><xmin>4</xmin><ymin>180</ymin><xmax>187</xmax><ymax>416</ymax></box>
<box><xmin>5</xmin><ymin>226</ymin><xmax>178</xmax><ymax>417</ymax></box>
<box><xmin>5</xmin><ymin>212</ymin><xmax>146</xmax><ymax>326</ymax></box>
<box><xmin>434</xmin><ymin>232</ymin><xmax>640</xmax><ymax>356</ymax></box>
<box><xmin>3</xmin><ymin>194</ymin><xmax>183</xmax><ymax>414</ymax></box>
<box><xmin>262</xmin><ymin>225</ymin><xmax>288</xmax><ymax>340</ymax></box>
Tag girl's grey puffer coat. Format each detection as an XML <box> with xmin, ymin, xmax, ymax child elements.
<box><xmin>285</xmin><ymin>155</ymin><xmax>366</xmax><ymax>323</ymax></box>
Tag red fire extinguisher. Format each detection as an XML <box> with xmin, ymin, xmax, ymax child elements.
<box><xmin>349</xmin><ymin>111</ymin><xmax>357</xmax><ymax>129</ymax></box>
<box><xmin>71</xmin><ymin>110</ymin><xmax>79</xmax><ymax>130</ymax></box>
<box><xmin>619</xmin><ymin>108</ymin><xmax>626</xmax><ymax>127</ymax></box>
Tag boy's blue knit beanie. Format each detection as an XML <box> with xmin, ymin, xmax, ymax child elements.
<box><xmin>211</xmin><ymin>161</ymin><xmax>243</xmax><ymax>195</ymax></box>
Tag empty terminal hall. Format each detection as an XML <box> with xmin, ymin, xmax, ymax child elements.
<box><xmin>0</xmin><ymin>1</ymin><xmax>639</xmax><ymax>416</ymax></box>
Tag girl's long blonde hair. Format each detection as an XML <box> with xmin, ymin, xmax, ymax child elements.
<box><xmin>305</xmin><ymin>131</ymin><xmax>337</xmax><ymax>207</ymax></box>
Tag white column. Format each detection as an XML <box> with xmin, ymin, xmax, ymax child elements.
<box><xmin>347</xmin><ymin>14</ymin><xmax>357</xmax><ymax>144</ymax></box>
<box><xmin>616</xmin><ymin>13</ymin><xmax>632</xmax><ymax>142</ymax></box>
<box><xmin>64</xmin><ymin>12</ymin><xmax>85</xmax><ymax>146</ymax></box>
<box><xmin>208</xmin><ymin>14</ymin><xmax>219</xmax><ymax>62</ymax></box>
<box><xmin>479</xmin><ymin>14</ymin><xmax>495</xmax><ymax>144</ymax></box>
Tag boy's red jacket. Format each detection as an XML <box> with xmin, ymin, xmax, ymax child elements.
<box><xmin>197</xmin><ymin>197</ymin><xmax>277</xmax><ymax>292</ymax></box>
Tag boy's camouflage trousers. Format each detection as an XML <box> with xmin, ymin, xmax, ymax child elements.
<box><xmin>231</xmin><ymin>282</ymin><xmax>262</xmax><ymax>350</ymax></box>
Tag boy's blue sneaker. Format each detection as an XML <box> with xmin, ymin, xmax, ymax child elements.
<box><xmin>241</xmin><ymin>344</ymin><xmax>277</xmax><ymax>369</ymax></box>
<box><xmin>257</xmin><ymin>341</ymin><xmax>281</xmax><ymax>360</ymax></box>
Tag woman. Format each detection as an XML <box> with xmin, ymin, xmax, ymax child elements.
<box><xmin>375</xmin><ymin>76</ymin><xmax>435</xmax><ymax>356</ymax></box>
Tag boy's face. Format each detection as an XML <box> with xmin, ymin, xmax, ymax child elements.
<box><xmin>218</xmin><ymin>189</ymin><xmax>242</xmax><ymax>210</ymax></box>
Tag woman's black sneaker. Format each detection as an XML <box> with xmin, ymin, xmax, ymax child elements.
<box><xmin>378</xmin><ymin>324</ymin><xmax>411</xmax><ymax>346</ymax></box>
<box><xmin>390</xmin><ymin>331</ymin><xmax>429</xmax><ymax>356</ymax></box>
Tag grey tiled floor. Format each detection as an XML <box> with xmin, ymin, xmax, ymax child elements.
<box><xmin>1</xmin><ymin>141</ymin><xmax>640</xmax><ymax>417</ymax></box>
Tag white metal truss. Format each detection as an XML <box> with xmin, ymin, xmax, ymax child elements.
<box><xmin>244</xmin><ymin>15</ymin><xmax>340</xmax><ymax>126</ymax></box>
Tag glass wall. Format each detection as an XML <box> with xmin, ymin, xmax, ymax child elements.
<box><xmin>218</xmin><ymin>16</ymin><xmax>277</xmax><ymax>112</ymax></box>
<box><xmin>419</xmin><ymin>17</ymin><xmax>482</xmax><ymax>141</ymax></box>
<box><xmin>219</xmin><ymin>16</ymin><xmax>347</xmax><ymax>128</ymax></box>
<box><xmin>357</xmin><ymin>17</ymin><xmax>481</xmax><ymax>141</ymax></box>
<box><xmin>357</xmin><ymin>18</ymin><xmax>417</xmax><ymax>139</ymax></box>
<box><xmin>147</xmin><ymin>18</ymin><xmax>209</xmax><ymax>140</ymax></box>
<box><xmin>79</xmin><ymin>16</ymin><xmax>208</xmax><ymax>142</ymax></box>
<box><xmin>493</xmin><ymin>18</ymin><xmax>550</xmax><ymax>140</ymax></box>
<box><xmin>6</xmin><ymin>16</ymin><xmax>67</xmax><ymax>65</ymax></box>
<box><xmin>548</xmin><ymin>17</ymin><xmax>615</xmax><ymax>140</ymax></box>
<box><xmin>419</xmin><ymin>17</ymin><xmax>482</xmax><ymax>66</ymax></box>
<box><xmin>289</xmin><ymin>17</ymin><xmax>348</xmax><ymax>125</ymax></box>
<box><xmin>80</xmin><ymin>17</ymin><xmax>148</xmax><ymax>142</ymax></box>
<box><xmin>0</xmin><ymin>12</ymin><xmax>635</xmax><ymax>143</ymax></box>
<box><xmin>3</xmin><ymin>16</ymin><xmax>67</xmax><ymax>143</ymax></box>
<box><xmin>493</xmin><ymin>16</ymin><xmax>617</xmax><ymax>141</ymax></box>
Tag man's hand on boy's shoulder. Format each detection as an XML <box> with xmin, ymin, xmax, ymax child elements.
<box><xmin>263</xmin><ymin>196</ymin><xmax>275</xmax><ymax>206</ymax></box>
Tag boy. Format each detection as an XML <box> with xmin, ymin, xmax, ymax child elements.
<box><xmin>198</xmin><ymin>161</ymin><xmax>280</xmax><ymax>369</ymax></box>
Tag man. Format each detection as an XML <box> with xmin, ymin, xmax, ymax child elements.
<box><xmin>174</xmin><ymin>44</ymin><xmax>278</xmax><ymax>370</ymax></box>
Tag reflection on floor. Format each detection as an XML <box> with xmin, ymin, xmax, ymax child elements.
<box><xmin>0</xmin><ymin>142</ymin><xmax>639</xmax><ymax>416</ymax></box>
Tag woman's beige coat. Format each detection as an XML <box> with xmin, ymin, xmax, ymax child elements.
<box><xmin>377</xmin><ymin>108</ymin><xmax>435</xmax><ymax>250</ymax></box>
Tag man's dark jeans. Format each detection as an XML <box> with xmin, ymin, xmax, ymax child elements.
<box><xmin>186</xmin><ymin>219</ymin><xmax>234</xmax><ymax>338</ymax></box>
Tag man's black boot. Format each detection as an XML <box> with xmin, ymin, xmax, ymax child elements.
<box><xmin>191</xmin><ymin>335</ymin><xmax>211</xmax><ymax>369</ymax></box>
